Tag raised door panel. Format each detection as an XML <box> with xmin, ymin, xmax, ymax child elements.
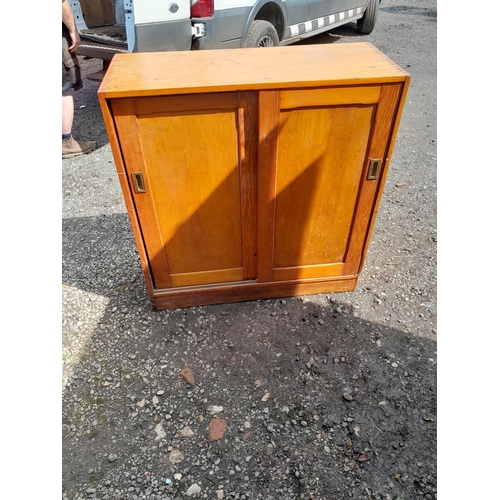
<box><xmin>111</xmin><ymin>93</ymin><xmax>258</xmax><ymax>289</ymax></box>
<box><xmin>258</xmin><ymin>84</ymin><xmax>402</xmax><ymax>282</ymax></box>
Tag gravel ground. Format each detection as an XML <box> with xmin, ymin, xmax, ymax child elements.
<box><xmin>61</xmin><ymin>1</ymin><xmax>437</xmax><ymax>499</ymax></box>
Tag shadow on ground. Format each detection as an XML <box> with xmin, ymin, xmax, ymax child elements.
<box><xmin>62</xmin><ymin>214</ymin><xmax>437</xmax><ymax>500</ymax></box>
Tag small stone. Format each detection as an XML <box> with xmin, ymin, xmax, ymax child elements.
<box><xmin>137</xmin><ymin>399</ymin><xmax>145</xmax><ymax>408</ymax></box>
<box><xmin>180</xmin><ymin>426</ymin><xmax>195</xmax><ymax>438</ymax></box>
<box><xmin>209</xmin><ymin>418</ymin><xmax>227</xmax><ymax>441</ymax></box>
<box><xmin>186</xmin><ymin>483</ymin><xmax>201</xmax><ymax>497</ymax></box>
<box><xmin>261</xmin><ymin>393</ymin><xmax>271</xmax><ymax>402</ymax></box>
<box><xmin>157</xmin><ymin>390</ymin><xmax>165</xmax><ymax>396</ymax></box>
<box><xmin>343</xmin><ymin>392</ymin><xmax>353</xmax><ymax>402</ymax></box>
<box><xmin>168</xmin><ymin>449</ymin><xmax>184</xmax><ymax>464</ymax></box>
<box><xmin>324</xmin><ymin>446</ymin><xmax>331</xmax><ymax>453</ymax></box>
<box><xmin>216</xmin><ymin>490</ymin><xmax>224</xmax><ymax>500</ymax></box>
<box><xmin>155</xmin><ymin>422</ymin><xmax>166</xmax><ymax>440</ymax></box>
<box><xmin>199</xmin><ymin>415</ymin><xmax>205</xmax><ymax>422</ymax></box>
<box><xmin>208</xmin><ymin>405</ymin><xmax>224</xmax><ymax>415</ymax></box>
<box><xmin>174</xmin><ymin>473</ymin><xmax>182</xmax><ymax>480</ymax></box>
<box><xmin>357</xmin><ymin>454</ymin><xmax>369</xmax><ymax>462</ymax></box>
<box><xmin>108</xmin><ymin>454</ymin><xmax>118</xmax><ymax>462</ymax></box>
<box><xmin>153</xmin><ymin>396</ymin><xmax>159</xmax><ymax>405</ymax></box>
<box><xmin>180</xmin><ymin>367</ymin><xmax>195</xmax><ymax>386</ymax></box>
<box><xmin>300</xmin><ymin>421</ymin><xmax>307</xmax><ymax>427</ymax></box>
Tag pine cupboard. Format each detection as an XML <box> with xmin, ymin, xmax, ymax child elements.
<box><xmin>98</xmin><ymin>42</ymin><xmax>410</xmax><ymax>310</ymax></box>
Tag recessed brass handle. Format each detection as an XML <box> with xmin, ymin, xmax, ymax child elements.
<box><xmin>131</xmin><ymin>172</ymin><xmax>146</xmax><ymax>193</ymax></box>
<box><xmin>367</xmin><ymin>159</ymin><xmax>382</xmax><ymax>180</ymax></box>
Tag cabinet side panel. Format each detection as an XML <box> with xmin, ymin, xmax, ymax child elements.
<box><xmin>111</xmin><ymin>99</ymin><xmax>173</xmax><ymax>289</ymax></box>
<box><xmin>344</xmin><ymin>83</ymin><xmax>404</xmax><ymax>275</ymax></box>
<box><xmin>99</xmin><ymin>95</ymin><xmax>156</xmax><ymax>301</ymax></box>
<box><xmin>358</xmin><ymin>79</ymin><xmax>410</xmax><ymax>271</ymax></box>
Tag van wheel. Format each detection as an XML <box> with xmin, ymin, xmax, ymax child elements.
<box><xmin>245</xmin><ymin>20</ymin><xmax>279</xmax><ymax>47</ymax></box>
<box><xmin>357</xmin><ymin>0</ymin><xmax>379</xmax><ymax>34</ymax></box>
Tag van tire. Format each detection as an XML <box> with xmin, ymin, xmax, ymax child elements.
<box><xmin>356</xmin><ymin>0</ymin><xmax>378</xmax><ymax>34</ymax></box>
<box><xmin>245</xmin><ymin>20</ymin><xmax>279</xmax><ymax>47</ymax></box>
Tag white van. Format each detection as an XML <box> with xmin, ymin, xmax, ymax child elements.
<box><xmin>70</xmin><ymin>0</ymin><xmax>379</xmax><ymax>77</ymax></box>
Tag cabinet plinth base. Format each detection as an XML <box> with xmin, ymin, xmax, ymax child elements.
<box><xmin>151</xmin><ymin>276</ymin><xmax>359</xmax><ymax>310</ymax></box>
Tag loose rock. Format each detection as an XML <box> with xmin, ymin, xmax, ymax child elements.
<box><xmin>208</xmin><ymin>405</ymin><xmax>224</xmax><ymax>415</ymax></box>
<box><xmin>186</xmin><ymin>483</ymin><xmax>201</xmax><ymax>497</ymax></box>
<box><xmin>209</xmin><ymin>418</ymin><xmax>227</xmax><ymax>441</ymax></box>
<box><xmin>168</xmin><ymin>449</ymin><xmax>184</xmax><ymax>464</ymax></box>
<box><xmin>180</xmin><ymin>426</ymin><xmax>195</xmax><ymax>438</ymax></box>
<box><xmin>180</xmin><ymin>367</ymin><xmax>195</xmax><ymax>385</ymax></box>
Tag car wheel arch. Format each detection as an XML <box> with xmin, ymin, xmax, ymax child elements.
<box><xmin>240</xmin><ymin>0</ymin><xmax>287</xmax><ymax>47</ymax></box>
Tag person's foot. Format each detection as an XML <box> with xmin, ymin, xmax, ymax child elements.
<box><xmin>62</xmin><ymin>136</ymin><xmax>96</xmax><ymax>159</ymax></box>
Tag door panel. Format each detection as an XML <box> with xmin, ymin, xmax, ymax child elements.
<box><xmin>257</xmin><ymin>84</ymin><xmax>402</xmax><ymax>282</ymax></box>
<box><xmin>273</xmin><ymin>105</ymin><xmax>374</xmax><ymax>278</ymax></box>
<box><xmin>111</xmin><ymin>93</ymin><xmax>258</xmax><ymax>289</ymax></box>
<box><xmin>307</xmin><ymin>0</ymin><xmax>366</xmax><ymax>25</ymax></box>
<box><xmin>283</xmin><ymin>0</ymin><xmax>309</xmax><ymax>26</ymax></box>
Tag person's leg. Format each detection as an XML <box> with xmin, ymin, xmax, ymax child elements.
<box><xmin>62</xmin><ymin>33</ymin><xmax>96</xmax><ymax>158</ymax></box>
<box><xmin>61</xmin><ymin>91</ymin><xmax>95</xmax><ymax>157</ymax></box>
<box><xmin>62</xmin><ymin>94</ymin><xmax>74</xmax><ymax>137</ymax></box>
<box><xmin>61</xmin><ymin>91</ymin><xmax>96</xmax><ymax>157</ymax></box>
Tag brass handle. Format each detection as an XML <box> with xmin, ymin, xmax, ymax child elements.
<box><xmin>131</xmin><ymin>172</ymin><xmax>146</xmax><ymax>193</ymax></box>
<box><xmin>367</xmin><ymin>159</ymin><xmax>382</xmax><ymax>180</ymax></box>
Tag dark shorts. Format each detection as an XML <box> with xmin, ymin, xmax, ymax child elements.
<box><xmin>62</xmin><ymin>29</ymin><xmax>83</xmax><ymax>96</ymax></box>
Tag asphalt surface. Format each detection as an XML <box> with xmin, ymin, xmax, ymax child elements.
<box><xmin>59</xmin><ymin>1</ymin><xmax>439</xmax><ymax>499</ymax></box>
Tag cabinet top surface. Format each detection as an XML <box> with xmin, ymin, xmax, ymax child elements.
<box><xmin>99</xmin><ymin>42</ymin><xmax>409</xmax><ymax>98</ymax></box>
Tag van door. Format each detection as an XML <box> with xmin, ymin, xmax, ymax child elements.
<box><xmin>124</xmin><ymin>0</ymin><xmax>135</xmax><ymax>52</ymax></box>
<box><xmin>307</xmin><ymin>0</ymin><xmax>366</xmax><ymax>24</ymax></box>
<box><xmin>128</xmin><ymin>0</ymin><xmax>193</xmax><ymax>52</ymax></box>
<box><xmin>73</xmin><ymin>0</ymin><xmax>192</xmax><ymax>59</ymax></box>
<box><xmin>283</xmin><ymin>0</ymin><xmax>309</xmax><ymax>26</ymax></box>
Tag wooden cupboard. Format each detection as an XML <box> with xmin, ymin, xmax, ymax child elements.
<box><xmin>98</xmin><ymin>42</ymin><xmax>410</xmax><ymax>310</ymax></box>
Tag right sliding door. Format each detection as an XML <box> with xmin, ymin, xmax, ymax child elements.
<box><xmin>257</xmin><ymin>83</ymin><xmax>404</xmax><ymax>283</ymax></box>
